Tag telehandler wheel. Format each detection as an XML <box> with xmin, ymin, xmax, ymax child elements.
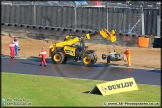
<box><xmin>82</xmin><ymin>54</ymin><xmax>95</xmax><ymax>67</ymax></box>
<box><xmin>52</xmin><ymin>52</ymin><xmax>65</xmax><ymax>64</ymax></box>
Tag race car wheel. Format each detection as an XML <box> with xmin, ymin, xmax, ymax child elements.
<box><xmin>102</xmin><ymin>54</ymin><xmax>107</xmax><ymax>60</ymax></box>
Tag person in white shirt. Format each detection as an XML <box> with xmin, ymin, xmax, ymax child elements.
<box><xmin>13</xmin><ymin>37</ymin><xmax>19</xmax><ymax>56</ymax></box>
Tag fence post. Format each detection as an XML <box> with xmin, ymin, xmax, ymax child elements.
<box><xmin>128</xmin><ymin>9</ymin><xmax>142</xmax><ymax>34</ymax></box>
<box><xmin>141</xmin><ymin>6</ymin><xmax>145</xmax><ymax>35</ymax></box>
<box><xmin>32</xmin><ymin>1</ymin><xmax>36</xmax><ymax>26</ymax></box>
<box><xmin>157</xmin><ymin>15</ymin><xmax>160</xmax><ymax>36</ymax></box>
<box><xmin>106</xmin><ymin>2</ymin><xmax>108</xmax><ymax>30</ymax></box>
<box><xmin>74</xmin><ymin>6</ymin><xmax>77</xmax><ymax>28</ymax></box>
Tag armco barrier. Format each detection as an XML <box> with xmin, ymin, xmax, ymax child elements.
<box><xmin>1</xmin><ymin>25</ymin><xmax>147</xmax><ymax>47</ymax></box>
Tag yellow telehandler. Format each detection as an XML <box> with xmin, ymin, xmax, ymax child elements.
<box><xmin>49</xmin><ymin>29</ymin><xmax>116</xmax><ymax>66</ymax></box>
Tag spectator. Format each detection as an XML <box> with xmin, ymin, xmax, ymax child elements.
<box><xmin>13</xmin><ymin>37</ymin><xmax>19</xmax><ymax>57</ymax></box>
<box><xmin>9</xmin><ymin>42</ymin><xmax>15</xmax><ymax>58</ymax></box>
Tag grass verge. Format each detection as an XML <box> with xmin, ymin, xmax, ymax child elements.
<box><xmin>2</xmin><ymin>72</ymin><xmax>161</xmax><ymax>107</ymax></box>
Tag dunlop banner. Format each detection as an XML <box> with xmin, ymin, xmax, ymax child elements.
<box><xmin>89</xmin><ymin>77</ymin><xmax>138</xmax><ymax>96</ymax></box>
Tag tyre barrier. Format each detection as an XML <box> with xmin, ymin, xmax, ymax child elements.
<box><xmin>14</xmin><ymin>24</ymin><xmax>17</xmax><ymax>27</ymax></box>
<box><xmin>56</xmin><ymin>27</ymin><xmax>61</xmax><ymax>31</ymax></box>
<box><xmin>119</xmin><ymin>33</ymin><xmax>122</xmax><ymax>35</ymax></box>
<box><xmin>2</xmin><ymin>25</ymin><xmax>150</xmax><ymax>47</ymax></box>
<box><xmin>25</xmin><ymin>25</ymin><xmax>33</xmax><ymax>28</ymax></box>
<box><xmin>93</xmin><ymin>30</ymin><xmax>97</xmax><ymax>33</ymax></box>
<box><xmin>26</xmin><ymin>25</ymin><xmax>30</xmax><ymax>28</ymax></box>
<box><xmin>51</xmin><ymin>27</ymin><xmax>58</xmax><ymax>30</ymax></box>
<box><xmin>61</xmin><ymin>28</ymin><xmax>67</xmax><ymax>31</ymax></box>
<box><xmin>3</xmin><ymin>23</ymin><xmax>21</xmax><ymax>27</ymax></box>
<box><xmin>120</xmin><ymin>33</ymin><xmax>137</xmax><ymax>37</ymax></box>
<box><xmin>119</xmin><ymin>33</ymin><xmax>126</xmax><ymax>36</ymax></box>
<box><xmin>32</xmin><ymin>26</ymin><xmax>36</xmax><ymax>28</ymax></box>
<box><xmin>81</xmin><ymin>29</ymin><xmax>87</xmax><ymax>33</ymax></box>
<box><xmin>88</xmin><ymin>30</ymin><xmax>94</xmax><ymax>33</ymax></box>
<box><xmin>1</xmin><ymin>22</ymin><xmax>92</xmax><ymax>33</ymax></box>
<box><xmin>69</xmin><ymin>28</ymin><xmax>73</xmax><ymax>32</ymax></box>
<box><xmin>4</xmin><ymin>23</ymin><xmax>8</xmax><ymax>26</ymax></box>
<box><xmin>126</xmin><ymin>33</ymin><xmax>132</xmax><ymax>36</ymax></box>
<box><xmin>38</xmin><ymin>26</ymin><xmax>42</xmax><ymax>29</ymax></box>
<box><xmin>51</xmin><ymin>27</ymin><xmax>55</xmax><ymax>30</ymax></box>
<box><xmin>75</xmin><ymin>29</ymin><xmax>81</xmax><ymax>32</ymax></box>
<box><xmin>44</xmin><ymin>26</ymin><xmax>49</xmax><ymax>29</ymax></box>
<box><xmin>61</xmin><ymin>28</ymin><xmax>66</xmax><ymax>31</ymax></box>
<box><xmin>14</xmin><ymin>24</ymin><xmax>19</xmax><ymax>27</ymax></box>
<box><xmin>8</xmin><ymin>23</ymin><xmax>12</xmax><ymax>26</ymax></box>
<box><xmin>132</xmin><ymin>34</ymin><xmax>137</xmax><ymax>37</ymax></box>
<box><xmin>20</xmin><ymin>24</ymin><xmax>25</xmax><ymax>27</ymax></box>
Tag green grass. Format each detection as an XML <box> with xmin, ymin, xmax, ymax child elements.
<box><xmin>2</xmin><ymin>72</ymin><xmax>161</xmax><ymax>107</ymax></box>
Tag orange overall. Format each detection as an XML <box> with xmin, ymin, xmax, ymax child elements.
<box><xmin>9</xmin><ymin>42</ymin><xmax>15</xmax><ymax>58</ymax></box>
<box><xmin>123</xmin><ymin>49</ymin><xmax>131</xmax><ymax>66</ymax></box>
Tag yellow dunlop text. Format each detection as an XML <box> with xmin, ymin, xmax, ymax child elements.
<box><xmin>96</xmin><ymin>77</ymin><xmax>138</xmax><ymax>96</ymax></box>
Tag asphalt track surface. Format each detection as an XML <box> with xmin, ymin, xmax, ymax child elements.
<box><xmin>2</xmin><ymin>57</ymin><xmax>161</xmax><ymax>86</ymax></box>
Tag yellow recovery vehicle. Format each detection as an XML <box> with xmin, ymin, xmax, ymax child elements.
<box><xmin>49</xmin><ymin>29</ymin><xmax>116</xmax><ymax>66</ymax></box>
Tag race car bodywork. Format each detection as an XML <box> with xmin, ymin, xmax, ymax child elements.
<box><xmin>102</xmin><ymin>52</ymin><xmax>126</xmax><ymax>63</ymax></box>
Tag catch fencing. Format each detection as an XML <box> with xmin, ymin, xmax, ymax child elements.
<box><xmin>1</xmin><ymin>4</ymin><xmax>160</xmax><ymax>35</ymax></box>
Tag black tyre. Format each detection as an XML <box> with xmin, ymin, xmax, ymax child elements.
<box><xmin>92</xmin><ymin>53</ymin><xmax>97</xmax><ymax>63</ymax></box>
<box><xmin>107</xmin><ymin>56</ymin><xmax>110</xmax><ymax>63</ymax></box>
<box><xmin>51</xmin><ymin>52</ymin><xmax>65</xmax><ymax>64</ymax></box>
<box><xmin>74</xmin><ymin>57</ymin><xmax>78</xmax><ymax>62</ymax></box>
<box><xmin>82</xmin><ymin>54</ymin><xmax>95</xmax><ymax>67</ymax></box>
<box><xmin>102</xmin><ymin>54</ymin><xmax>106</xmax><ymax>60</ymax></box>
<box><xmin>63</xmin><ymin>56</ymin><xmax>68</xmax><ymax>63</ymax></box>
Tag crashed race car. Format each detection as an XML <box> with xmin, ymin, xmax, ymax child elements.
<box><xmin>102</xmin><ymin>50</ymin><xmax>126</xmax><ymax>63</ymax></box>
